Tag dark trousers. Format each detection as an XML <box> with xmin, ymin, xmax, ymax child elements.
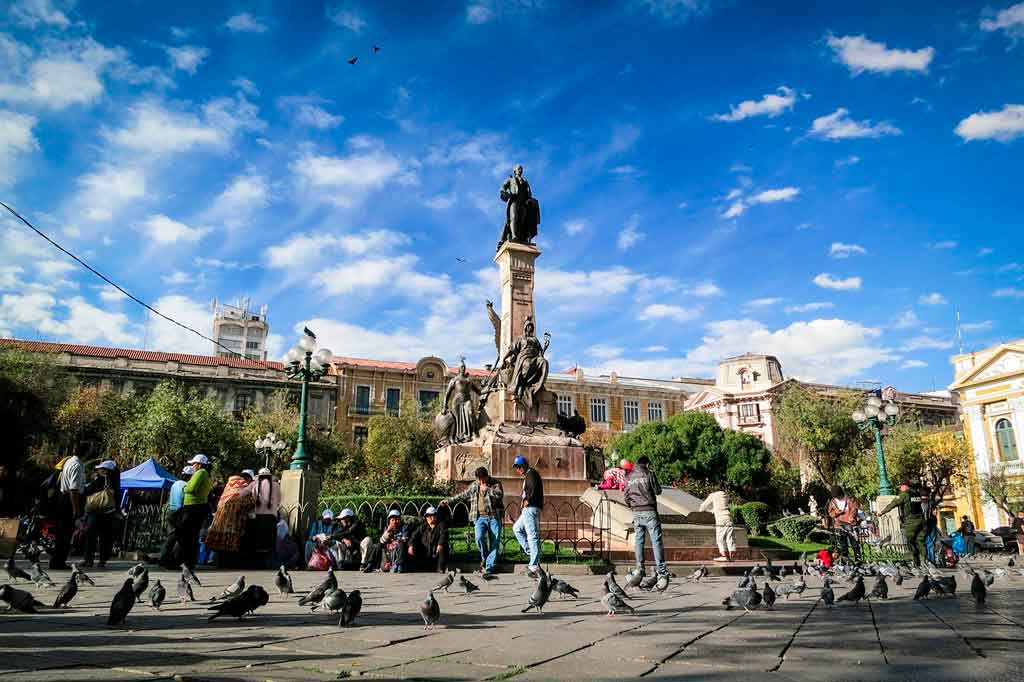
<box><xmin>905</xmin><ymin>517</ymin><xmax>927</xmax><ymax>567</ymax></box>
<box><xmin>49</xmin><ymin>493</ymin><xmax>76</xmax><ymax>568</ymax></box>
<box><xmin>411</xmin><ymin>543</ymin><xmax>449</xmax><ymax>573</ymax></box>
<box><xmin>177</xmin><ymin>504</ymin><xmax>208</xmax><ymax>569</ymax></box>
<box><xmin>836</xmin><ymin>526</ymin><xmax>861</xmax><ymax>561</ymax></box>
<box><xmin>84</xmin><ymin>512</ymin><xmax>116</xmax><ymax>564</ymax></box>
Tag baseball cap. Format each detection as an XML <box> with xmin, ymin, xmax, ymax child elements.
<box><xmin>240</xmin><ymin>469</ymin><xmax>255</xmax><ymax>479</ymax></box>
<box><xmin>257</xmin><ymin>467</ymin><xmax>271</xmax><ymax>477</ymax></box>
<box><xmin>513</xmin><ymin>455</ymin><xmax>528</xmax><ymax>467</ymax></box>
<box><xmin>95</xmin><ymin>460</ymin><xmax>117</xmax><ymax>471</ymax></box>
<box><xmin>181</xmin><ymin>465</ymin><xmax>194</xmax><ymax>476</ymax></box>
<box><xmin>424</xmin><ymin>506</ymin><xmax>437</xmax><ymax>516</ymax></box>
<box><xmin>620</xmin><ymin>459</ymin><xmax>634</xmax><ymax>471</ymax></box>
<box><xmin>322</xmin><ymin>508</ymin><xmax>334</xmax><ymax>519</ymax></box>
<box><xmin>387</xmin><ymin>509</ymin><xmax>401</xmax><ymax>519</ymax></box>
<box><xmin>339</xmin><ymin>508</ymin><xmax>354</xmax><ymax>519</ymax></box>
<box><xmin>188</xmin><ymin>454</ymin><xmax>210</xmax><ymax>466</ymax></box>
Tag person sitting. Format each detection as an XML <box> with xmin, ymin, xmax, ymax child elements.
<box><xmin>598</xmin><ymin>459</ymin><xmax>632</xmax><ymax>491</ymax></box>
<box><xmin>408</xmin><ymin>506</ymin><xmax>449</xmax><ymax>573</ymax></box>
<box><xmin>363</xmin><ymin>510</ymin><xmax>410</xmax><ymax>573</ymax></box>
<box><xmin>330</xmin><ymin>508</ymin><xmax>367</xmax><ymax>570</ymax></box>
<box><xmin>305</xmin><ymin>508</ymin><xmax>336</xmax><ymax>565</ymax></box>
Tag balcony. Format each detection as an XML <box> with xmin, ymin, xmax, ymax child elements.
<box><xmin>738</xmin><ymin>415</ymin><xmax>762</xmax><ymax>426</ymax></box>
<box><xmin>994</xmin><ymin>460</ymin><xmax>1024</xmax><ymax>476</ymax></box>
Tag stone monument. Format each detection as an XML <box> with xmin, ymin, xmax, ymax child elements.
<box><xmin>434</xmin><ymin>166</ymin><xmax>590</xmax><ymax>510</ymax></box>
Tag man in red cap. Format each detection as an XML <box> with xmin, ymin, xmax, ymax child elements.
<box><xmin>625</xmin><ymin>456</ymin><xmax>667</xmax><ymax>578</ymax></box>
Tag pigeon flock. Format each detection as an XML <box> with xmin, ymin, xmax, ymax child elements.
<box><xmin>2</xmin><ymin>550</ymin><xmax>1021</xmax><ymax>632</ymax></box>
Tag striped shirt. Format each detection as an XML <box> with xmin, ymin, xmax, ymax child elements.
<box><xmin>58</xmin><ymin>456</ymin><xmax>86</xmax><ymax>494</ymax></box>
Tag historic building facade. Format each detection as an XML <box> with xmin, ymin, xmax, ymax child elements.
<box><xmin>949</xmin><ymin>338</ymin><xmax>1024</xmax><ymax>530</ymax></box>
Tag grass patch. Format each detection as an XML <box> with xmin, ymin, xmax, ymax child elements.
<box><xmin>447</xmin><ymin>532</ymin><xmax>605</xmax><ymax>565</ymax></box>
<box><xmin>492</xmin><ymin>666</ymin><xmax>528</xmax><ymax>680</ymax></box>
<box><xmin>748</xmin><ymin>535</ymin><xmax>828</xmax><ymax>555</ymax></box>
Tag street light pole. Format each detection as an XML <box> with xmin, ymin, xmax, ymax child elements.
<box><xmin>284</xmin><ymin>330</ymin><xmax>332</xmax><ymax>472</ymax></box>
<box><xmin>255</xmin><ymin>432</ymin><xmax>287</xmax><ymax>470</ymax></box>
<box><xmin>852</xmin><ymin>394</ymin><xmax>900</xmax><ymax>496</ymax></box>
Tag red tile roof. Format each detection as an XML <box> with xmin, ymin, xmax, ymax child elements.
<box><xmin>0</xmin><ymin>338</ymin><xmax>286</xmax><ymax>372</ymax></box>
<box><xmin>333</xmin><ymin>355</ymin><xmax>490</xmax><ymax>377</ymax></box>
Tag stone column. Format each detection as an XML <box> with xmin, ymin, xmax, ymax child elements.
<box><xmin>966</xmin><ymin>405</ymin><xmax>1002</xmax><ymax>529</ymax></box>
<box><xmin>280</xmin><ymin>469</ymin><xmax>321</xmax><ymax>539</ymax></box>
<box><xmin>489</xmin><ymin>241</ymin><xmax>541</xmax><ymax>424</ymax></box>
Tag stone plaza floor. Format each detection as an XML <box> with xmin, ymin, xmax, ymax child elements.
<box><xmin>2</xmin><ymin>560</ymin><xmax>1023</xmax><ymax>682</ymax></box>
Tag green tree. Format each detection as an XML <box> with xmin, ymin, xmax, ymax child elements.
<box><xmin>0</xmin><ymin>349</ymin><xmax>70</xmax><ymax>475</ymax></box>
<box><xmin>240</xmin><ymin>391</ymin><xmax>354</xmax><ymax>474</ymax></box>
<box><xmin>979</xmin><ymin>468</ymin><xmax>1024</xmax><ymax>518</ymax></box>
<box><xmin>47</xmin><ymin>385</ymin><xmax>140</xmax><ymax>465</ymax></box>
<box><xmin>721</xmin><ymin>429</ymin><xmax>772</xmax><ymax>493</ymax></box>
<box><xmin>611</xmin><ymin>411</ymin><xmax>725</xmax><ymax>485</ymax></box>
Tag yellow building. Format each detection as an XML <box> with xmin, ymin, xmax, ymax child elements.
<box><xmin>949</xmin><ymin>338</ymin><xmax>1024</xmax><ymax>530</ymax></box>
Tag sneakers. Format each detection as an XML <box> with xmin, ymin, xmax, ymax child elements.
<box><xmin>712</xmin><ymin>556</ymin><xmax>729</xmax><ymax>562</ymax></box>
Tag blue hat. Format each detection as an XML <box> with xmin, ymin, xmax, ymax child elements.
<box><xmin>513</xmin><ymin>455</ymin><xmax>527</xmax><ymax>467</ymax></box>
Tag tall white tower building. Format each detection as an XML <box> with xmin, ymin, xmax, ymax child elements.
<box><xmin>212</xmin><ymin>298</ymin><xmax>269</xmax><ymax>362</ymax></box>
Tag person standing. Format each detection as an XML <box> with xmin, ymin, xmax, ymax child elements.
<box><xmin>177</xmin><ymin>454</ymin><xmax>213</xmax><ymax>570</ymax></box>
<box><xmin>1012</xmin><ymin>510</ymin><xmax>1024</xmax><ymax>556</ymax></box>
<box><xmin>827</xmin><ymin>486</ymin><xmax>862</xmax><ymax>562</ymax></box>
<box><xmin>879</xmin><ymin>480</ymin><xmax>927</xmax><ymax>567</ymax></box>
<box><xmin>442</xmin><ymin>466</ymin><xmax>504</xmax><ymax>574</ymax></box>
<box><xmin>625</xmin><ymin>456</ymin><xmax>668</xmax><ymax>577</ymax></box>
<box><xmin>959</xmin><ymin>515</ymin><xmax>976</xmax><ymax>556</ymax></box>
<box><xmin>82</xmin><ymin>460</ymin><xmax>120</xmax><ymax>568</ymax></box>
<box><xmin>50</xmin><ymin>453</ymin><xmax>86</xmax><ymax>570</ymax></box>
<box><xmin>700</xmin><ymin>489</ymin><xmax>736</xmax><ymax>562</ymax></box>
<box><xmin>169</xmin><ymin>466</ymin><xmax>192</xmax><ymax>514</ymax></box>
<box><xmin>247</xmin><ymin>468</ymin><xmax>281</xmax><ymax>557</ymax></box>
<box><xmin>512</xmin><ymin>455</ymin><xmax>543</xmax><ymax>578</ymax></box>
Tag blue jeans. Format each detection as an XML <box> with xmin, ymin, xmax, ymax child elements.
<box><xmin>634</xmin><ymin>511</ymin><xmax>667</xmax><ymax>576</ymax></box>
<box><xmin>475</xmin><ymin>516</ymin><xmax>502</xmax><ymax>571</ymax></box>
<box><xmin>513</xmin><ymin>506</ymin><xmax>541</xmax><ymax>568</ymax></box>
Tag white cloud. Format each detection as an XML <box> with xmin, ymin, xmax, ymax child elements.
<box><xmin>205</xmin><ymin>173</ymin><xmax>268</xmax><ymax>228</ymax></box>
<box><xmin>810</xmin><ymin>108</ymin><xmax>901</xmax><ymax>140</ymax></box>
<box><xmin>563</xmin><ymin>219</ymin><xmax>586</xmax><ymax>235</ymax></box>
<box><xmin>744</xmin><ymin>297</ymin><xmax>783</xmax><ymax>308</ymax></box>
<box><xmin>36</xmin><ymin>259</ymin><xmax>75</xmax><ymax>279</ymax></box>
<box><xmin>900</xmin><ymin>335</ymin><xmax>953</xmax><ymax>351</ymax></box>
<box><xmin>785</xmin><ymin>301</ymin><xmax>834</xmax><ymax>314</ymax></box>
<box><xmin>690</xmin><ymin>281</ymin><xmax>723</xmax><ymax>297</ymax></box>
<box><xmin>954</xmin><ymin>104</ymin><xmax>1024</xmax><ymax>143</ymax></box>
<box><xmin>139</xmin><ymin>214</ymin><xmax>202</xmax><ymax>244</ymax></box>
<box><xmin>813</xmin><ymin>273</ymin><xmax>862</xmax><ymax>291</ymax></box>
<box><xmin>10</xmin><ymin>0</ymin><xmax>71</xmax><ymax>28</ymax></box>
<box><xmin>537</xmin><ymin>266</ymin><xmax>644</xmax><ymax>300</ymax></box>
<box><xmin>994</xmin><ymin>287</ymin><xmax>1024</xmax><ymax>299</ymax></box>
<box><xmin>0</xmin><ymin>109</ymin><xmax>38</xmax><ymax>184</ymax></box>
<box><xmin>617</xmin><ymin>213</ymin><xmax>645</xmax><ymax>251</ymax></box>
<box><xmin>713</xmin><ymin>86</ymin><xmax>796</xmax><ymax>122</ymax></box>
<box><xmin>835</xmin><ymin>155</ymin><xmax>860</xmax><ymax>167</ymax></box>
<box><xmin>638</xmin><ymin>303</ymin><xmax>701</xmax><ymax>323</ymax></box>
<box><xmin>722</xmin><ymin>201</ymin><xmax>745</xmax><ymax>219</ymax></box>
<box><xmin>166</xmin><ymin>45</ymin><xmax>209</xmax><ymax>74</ymax></box>
<box><xmin>103</xmin><ymin>97</ymin><xmax>263</xmax><ymax>154</ymax></box>
<box><xmin>961</xmin><ymin>320</ymin><xmax>993</xmax><ymax>333</ymax></box>
<box><xmin>0</xmin><ymin>292</ymin><xmax>138</xmax><ymax>347</ymax></box>
<box><xmin>328</xmin><ymin>7</ymin><xmax>367</xmax><ymax>32</ymax></box>
<box><xmin>918</xmin><ymin>292</ymin><xmax>947</xmax><ymax>306</ymax></box>
<box><xmin>231</xmin><ymin>77</ymin><xmax>259</xmax><ymax>96</ymax></box>
<box><xmin>466</xmin><ymin>3</ymin><xmax>496</xmax><ymax>23</ymax></box>
<box><xmin>291</xmin><ymin>142</ymin><xmax>417</xmax><ymax>208</ymax></box>
<box><xmin>74</xmin><ymin>164</ymin><xmax>146</xmax><ymax>221</ymax></box>
<box><xmin>587</xmin><ymin>344</ymin><xmax>624</xmax><ymax>360</ymax></box>
<box><xmin>827</xmin><ymin>34</ymin><xmax>934</xmax><ymax>74</ymax></box>
<box><xmin>295</xmin><ymin>103</ymin><xmax>344</xmax><ymax>129</ymax></box>
<box><xmin>980</xmin><ymin>3</ymin><xmax>1024</xmax><ymax>39</ymax></box>
<box><xmin>829</xmin><ymin>242</ymin><xmax>866</xmax><ymax>258</ymax></box>
<box><xmin>225</xmin><ymin>12</ymin><xmax>268</xmax><ymax>33</ymax></box>
<box><xmin>0</xmin><ymin>265</ymin><xmax>25</xmax><ymax>290</ymax></box>
<box><xmin>0</xmin><ymin>50</ymin><xmax>110</xmax><ymax>109</ymax></box>
<box><xmin>722</xmin><ymin>186</ymin><xmax>800</xmax><ymax>218</ymax></box>
<box><xmin>978</xmin><ymin>247</ymin><xmax>994</xmax><ymax>257</ymax></box>
<box><xmin>644</xmin><ymin>345</ymin><xmax>668</xmax><ymax>353</ymax></box>
<box><xmin>998</xmin><ymin>262</ymin><xmax>1023</xmax><ymax>273</ymax></box>
<box><xmin>638</xmin><ymin>0</ymin><xmax>714</xmax><ymax>23</ymax></box>
<box><xmin>424</xmin><ymin>194</ymin><xmax>456</xmax><ymax>211</ymax></box>
<box><xmin>929</xmin><ymin>240</ymin><xmax>958</xmax><ymax>250</ymax></box>
<box><xmin>315</xmin><ymin>255</ymin><xmax>450</xmax><ymax>298</ymax></box>
<box><xmin>97</xmin><ymin>285</ymin><xmax>127</xmax><ymax>302</ymax></box>
<box><xmin>264</xmin><ymin>230</ymin><xmax>410</xmax><ymax>269</ymax></box>
<box><xmin>161</xmin><ymin>271</ymin><xmax>192</xmax><ymax>286</ymax></box>
<box><xmin>900</xmin><ymin>360</ymin><xmax>927</xmax><ymax>369</ymax></box>
<box><xmin>147</xmin><ymin>294</ymin><xmax>215</xmax><ymax>354</ymax></box>
<box><xmin>891</xmin><ymin>309</ymin><xmax>920</xmax><ymax>330</ymax></box>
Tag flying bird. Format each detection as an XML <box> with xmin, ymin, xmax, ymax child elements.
<box><xmin>373</xmin><ymin>45</ymin><xmax>381</xmax><ymax>53</ymax></box>
<box><xmin>339</xmin><ymin>589</ymin><xmax>362</xmax><ymax>627</ymax></box>
<box><xmin>0</xmin><ymin>584</ymin><xmax>45</xmax><ymax>613</ymax></box>
<box><xmin>420</xmin><ymin>591</ymin><xmax>440</xmax><ymax>629</ymax></box>
<box><xmin>347</xmin><ymin>56</ymin><xmax>358</xmax><ymax>65</ymax></box>
<box><xmin>108</xmin><ymin>578</ymin><xmax>136</xmax><ymax>627</ymax></box>
<box><xmin>127</xmin><ymin>562</ymin><xmax>147</xmax><ymax>578</ymax></box>
<box><xmin>52</xmin><ymin>575</ymin><xmax>79</xmax><ymax>608</ymax></box>
<box><xmin>311</xmin><ymin>588</ymin><xmax>347</xmax><ymax>614</ymax></box>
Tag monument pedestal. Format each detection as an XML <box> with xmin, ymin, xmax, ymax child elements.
<box><xmin>281</xmin><ymin>469</ymin><xmax>321</xmax><ymax>539</ymax></box>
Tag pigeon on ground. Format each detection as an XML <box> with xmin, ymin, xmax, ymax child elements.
<box><xmin>685</xmin><ymin>565</ymin><xmax>708</xmax><ymax>582</ymax></box>
<box><xmin>723</xmin><ymin>579</ymin><xmax>762</xmax><ymax>612</ymax></box>
<box><xmin>29</xmin><ymin>562</ymin><xmax>55</xmax><ymax>588</ymax></box>
<box><xmin>298</xmin><ymin>571</ymin><xmax>337</xmax><ymax>606</ymax></box>
<box><xmin>181</xmin><ymin>564</ymin><xmax>201</xmax><ymax>586</ymax></box>
<box><xmin>212</xmin><ymin>575</ymin><xmax>246</xmax><ymax>602</ymax></box>
<box><xmin>177</xmin><ymin>574</ymin><xmax>195</xmax><ymax>603</ymax></box>
<box><xmin>930</xmin><ymin>576</ymin><xmax>956</xmax><ymax>597</ymax></box>
<box><xmin>601</xmin><ymin>583</ymin><xmax>635</xmax><ymax>616</ymax></box>
<box><xmin>820</xmin><ymin>578</ymin><xmax>835</xmax><ymax>607</ymax></box>
<box><xmin>776</xmin><ymin>576</ymin><xmax>807</xmax><ymax>600</ymax></box>
<box><xmin>763</xmin><ymin>582</ymin><xmax>777</xmax><ymax>609</ymax></box>
<box><xmin>654</xmin><ymin>574</ymin><xmax>670</xmax><ymax>592</ymax></box>
<box><xmin>481</xmin><ymin>572</ymin><xmax>499</xmax><ymax>581</ymax></box>
<box><xmin>522</xmin><ymin>568</ymin><xmax>552</xmax><ymax>614</ymax></box>
<box><xmin>0</xmin><ymin>584</ymin><xmax>45</xmax><ymax>613</ymax></box>
<box><xmin>434</xmin><ymin>570</ymin><xmax>455</xmax><ymax>593</ymax></box>
<box><xmin>420</xmin><ymin>591</ymin><xmax>440</xmax><ymax>629</ymax></box>
<box><xmin>149</xmin><ymin>580</ymin><xmax>166</xmax><ymax>610</ymax></box>
<box><xmin>72</xmin><ymin>563</ymin><xmax>95</xmax><ymax>586</ymax></box>
<box><xmin>275</xmin><ymin>566</ymin><xmax>294</xmax><ymax>595</ymax></box>
<box><xmin>53</xmin><ymin>575</ymin><xmax>79</xmax><ymax>608</ymax></box>
<box><xmin>1009</xmin><ymin>557</ymin><xmax>1015</xmax><ymax>568</ymax></box>
<box><xmin>207</xmin><ymin>585</ymin><xmax>269</xmax><ymax>622</ymax></box>
<box><xmin>551</xmin><ymin>578</ymin><xmax>579</xmax><ymax>599</ymax></box>
<box><xmin>605</xmin><ymin>572</ymin><xmax>631</xmax><ymax>601</ymax></box>
<box><xmin>459</xmin><ymin>575</ymin><xmax>480</xmax><ymax>594</ymax></box>
<box><xmin>131</xmin><ymin>568</ymin><xmax>149</xmax><ymax>603</ymax></box>
<box><xmin>970</xmin><ymin>572</ymin><xmax>986</xmax><ymax>605</ymax></box>
<box><xmin>108</xmin><ymin>578</ymin><xmax>136</xmax><ymax>626</ymax></box>
<box><xmin>736</xmin><ymin>570</ymin><xmax>752</xmax><ymax>588</ymax></box>
<box><xmin>912</xmin><ymin>576</ymin><xmax>931</xmax><ymax>600</ymax></box>
<box><xmin>338</xmin><ymin>590</ymin><xmax>362</xmax><ymax>627</ymax></box>
<box><xmin>867</xmin><ymin>574</ymin><xmax>888</xmax><ymax>600</ymax></box>
<box><xmin>624</xmin><ymin>568</ymin><xmax>645</xmax><ymax>590</ymax></box>
<box><xmin>637</xmin><ymin>574</ymin><xmax>659</xmax><ymax>591</ymax></box>
<box><xmin>5</xmin><ymin>557</ymin><xmax>31</xmax><ymax>582</ymax></box>
<box><xmin>837</xmin><ymin>576</ymin><xmax>866</xmax><ymax>606</ymax></box>
<box><xmin>127</xmin><ymin>562</ymin><xmax>147</xmax><ymax>578</ymax></box>
<box><xmin>312</xmin><ymin>587</ymin><xmax>347</xmax><ymax>613</ymax></box>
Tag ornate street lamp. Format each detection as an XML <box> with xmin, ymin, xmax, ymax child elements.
<box><xmin>284</xmin><ymin>330</ymin><xmax>332</xmax><ymax>471</ymax></box>
<box><xmin>852</xmin><ymin>394</ymin><xmax>900</xmax><ymax>496</ymax></box>
<box><xmin>255</xmin><ymin>431</ymin><xmax>288</xmax><ymax>470</ymax></box>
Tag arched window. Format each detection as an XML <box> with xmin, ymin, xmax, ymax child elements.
<box><xmin>995</xmin><ymin>418</ymin><xmax>1019</xmax><ymax>462</ymax></box>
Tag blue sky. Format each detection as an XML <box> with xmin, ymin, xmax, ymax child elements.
<box><xmin>1</xmin><ymin>0</ymin><xmax>1022</xmax><ymax>390</ymax></box>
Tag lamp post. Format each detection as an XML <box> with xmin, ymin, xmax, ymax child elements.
<box><xmin>852</xmin><ymin>394</ymin><xmax>900</xmax><ymax>496</ymax></box>
<box><xmin>255</xmin><ymin>432</ymin><xmax>288</xmax><ymax>470</ymax></box>
<box><xmin>284</xmin><ymin>330</ymin><xmax>332</xmax><ymax>471</ymax></box>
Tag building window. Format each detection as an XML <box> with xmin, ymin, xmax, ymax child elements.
<box><xmin>355</xmin><ymin>385</ymin><xmax>371</xmax><ymax>415</ymax></box>
<box><xmin>995</xmin><ymin>418</ymin><xmax>1019</xmax><ymax>462</ymax></box>
<box><xmin>648</xmin><ymin>401</ymin><xmax>664</xmax><ymax>422</ymax></box>
<box><xmin>386</xmin><ymin>388</ymin><xmax>401</xmax><ymax>416</ymax></box>
<box><xmin>556</xmin><ymin>394</ymin><xmax>574</xmax><ymax>417</ymax></box>
<box><xmin>233</xmin><ymin>393</ymin><xmax>253</xmax><ymax>417</ymax></box>
<box><xmin>353</xmin><ymin>426</ymin><xmax>368</xmax><ymax>448</ymax></box>
<box><xmin>419</xmin><ymin>390</ymin><xmax>440</xmax><ymax>412</ymax></box>
<box><xmin>738</xmin><ymin>402</ymin><xmax>760</xmax><ymax>425</ymax></box>
<box><xmin>245</xmin><ymin>341</ymin><xmax>260</xmax><ymax>350</ymax></box>
<box><xmin>590</xmin><ymin>397</ymin><xmax>608</xmax><ymax>424</ymax></box>
<box><xmin>623</xmin><ymin>400</ymin><xmax>639</xmax><ymax>428</ymax></box>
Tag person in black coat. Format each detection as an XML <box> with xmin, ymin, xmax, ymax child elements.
<box><xmin>408</xmin><ymin>507</ymin><xmax>449</xmax><ymax>573</ymax></box>
<box><xmin>330</xmin><ymin>508</ymin><xmax>368</xmax><ymax>569</ymax></box>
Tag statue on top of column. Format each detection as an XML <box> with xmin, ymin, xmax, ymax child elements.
<box><xmin>497</xmin><ymin>164</ymin><xmax>540</xmax><ymax>250</ymax></box>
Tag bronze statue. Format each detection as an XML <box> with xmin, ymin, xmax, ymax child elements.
<box><xmin>497</xmin><ymin>164</ymin><xmax>540</xmax><ymax>249</ymax></box>
<box><xmin>499</xmin><ymin>316</ymin><xmax>550</xmax><ymax>423</ymax></box>
<box><xmin>437</xmin><ymin>358</ymin><xmax>481</xmax><ymax>444</ymax></box>
<box><xmin>556</xmin><ymin>409</ymin><xmax>586</xmax><ymax>439</ymax></box>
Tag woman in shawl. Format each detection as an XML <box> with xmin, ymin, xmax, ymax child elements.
<box><xmin>204</xmin><ymin>470</ymin><xmax>256</xmax><ymax>556</ymax></box>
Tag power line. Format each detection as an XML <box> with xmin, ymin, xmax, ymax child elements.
<box><xmin>0</xmin><ymin>200</ymin><xmax>246</xmax><ymax>360</ymax></box>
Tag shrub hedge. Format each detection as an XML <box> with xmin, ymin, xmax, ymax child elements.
<box><xmin>767</xmin><ymin>514</ymin><xmax>820</xmax><ymax>542</ymax></box>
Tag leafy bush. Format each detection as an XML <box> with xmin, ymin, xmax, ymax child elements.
<box><xmin>729</xmin><ymin>505</ymin><xmax>744</xmax><ymax>527</ymax></box>
<box><xmin>739</xmin><ymin>501</ymin><xmax>770</xmax><ymax>535</ymax></box>
<box><xmin>766</xmin><ymin>514</ymin><xmax>820</xmax><ymax>542</ymax></box>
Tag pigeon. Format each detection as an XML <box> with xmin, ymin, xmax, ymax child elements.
<box><xmin>132</xmin><ymin>568</ymin><xmax>149</xmax><ymax>603</ymax></box>
<box><xmin>601</xmin><ymin>583</ymin><xmax>635</xmax><ymax>616</ymax></box>
<box><xmin>29</xmin><ymin>562</ymin><xmax>55</xmax><ymax>588</ymax></box>
<box><xmin>654</xmin><ymin>574</ymin><xmax>670</xmax><ymax>592</ymax></box>
<box><xmin>149</xmin><ymin>580</ymin><xmax>166</xmax><ymax>610</ymax></box>
<box><xmin>970</xmin><ymin>572</ymin><xmax>986</xmax><ymax>605</ymax></box>
<box><xmin>177</xmin><ymin>574</ymin><xmax>195</xmax><ymax>603</ymax></box>
<box><xmin>637</xmin><ymin>574</ymin><xmax>659</xmax><ymax>591</ymax></box>
<box><xmin>275</xmin><ymin>566</ymin><xmax>294</xmax><ymax>596</ymax></box>
<box><xmin>434</xmin><ymin>570</ymin><xmax>455</xmax><ymax>593</ymax></box>
<box><xmin>338</xmin><ymin>590</ymin><xmax>362</xmax><ymax>627</ymax></box>
<box><xmin>5</xmin><ymin>556</ymin><xmax>31</xmax><ymax>582</ymax></box>
<box><xmin>930</xmin><ymin>576</ymin><xmax>956</xmax><ymax>597</ymax></box>
<box><xmin>0</xmin><ymin>584</ymin><xmax>45</xmax><ymax>613</ymax></box>
<box><xmin>181</xmin><ymin>564</ymin><xmax>201</xmax><ymax>586</ymax></box>
<box><xmin>127</xmin><ymin>562</ymin><xmax>147</xmax><ymax>578</ymax></box>
<box><xmin>837</xmin><ymin>577</ymin><xmax>866</xmax><ymax>606</ymax></box>
<box><xmin>684</xmin><ymin>565</ymin><xmax>708</xmax><ymax>582</ymax></box>
<box><xmin>522</xmin><ymin>568</ymin><xmax>552</xmax><ymax>614</ymax></box>
<box><xmin>481</xmin><ymin>572</ymin><xmax>499</xmax><ymax>582</ymax></box>
<box><xmin>207</xmin><ymin>585</ymin><xmax>269</xmax><ymax>622</ymax></box>
<box><xmin>820</xmin><ymin>579</ymin><xmax>835</xmax><ymax>607</ymax></box>
<box><xmin>724</xmin><ymin>579</ymin><xmax>762</xmax><ymax>612</ymax></box>
<box><xmin>736</xmin><ymin>570</ymin><xmax>752</xmax><ymax>588</ymax></box>
<box><xmin>867</xmin><ymin>574</ymin><xmax>888</xmax><ymax>600</ymax></box>
<box><xmin>763</xmin><ymin>582</ymin><xmax>777</xmax><ymax>609</ymax></box>
<box><xmin>72</xmin><ymin>563</ymin><xmax>95</xmax><ymax>586</ymax></box>
<box><xmin>108</xmin><ymin>578</ymin><xmax>136</xmax><ymax>626</ymax></box>
<box><xmin>912</xmin><ymin>576</ymin><xmax>931</xmax><ymax>601</ymax></box>
<box><xmin>312</xmin><ymin>588</ymin><xmax>347</xmax><ymax>614</ymax></box>
<box><xmin>347</xmin><ymin>56</ymin><xmax>358</xmax><ymax>65</ymax></box>
<box><xmin>605</xmin><ymin>571</ymin><xmax>631</xmax><ymax>601</ymax></box>
<box><xmin>420</xmin><ymin>591</ymin><xmax>440</xmax><ymax>629</ymax></box>
<box><xmin>53</xmin><ymin>575</ymin><xmax>79</xmax><ymax>608</ymax></box>
<box><xmin>1009</xmin><ymin>557</ymin><xmax>1015</xmax><ymax>567</ymax></box>
<box><xmin>213</xmin><ymin>575</ymin><xmax>246</xmax><ymax>602</ymax></box>
<box><xmin>372</xmin><ymin>45</ymin><xmax>381</xmax><ymax>53</ymax></box>
<box><xmin>459</xmin><ymin>575</ymin><xmax>480</xmax><ymax>594</ymax></box>
<box><xmin>551</xmin><ymin>578</ymin><xmax>579</xmax><ymax>599</ymax></box>
<box><xmin>298</xmin><ymin>570</ymin><xmax>335</xmax><ymax>606</ymax></box>
<box><xmin>624</xmin><ymin>568</ymin><xmax>645</xmax><ymax>590</ymax></box>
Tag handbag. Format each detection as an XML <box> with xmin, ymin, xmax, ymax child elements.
<box><xmin>85</xmin><ymin>487</ymin><xmax>116</xmax><ymax>513</ymax></box>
